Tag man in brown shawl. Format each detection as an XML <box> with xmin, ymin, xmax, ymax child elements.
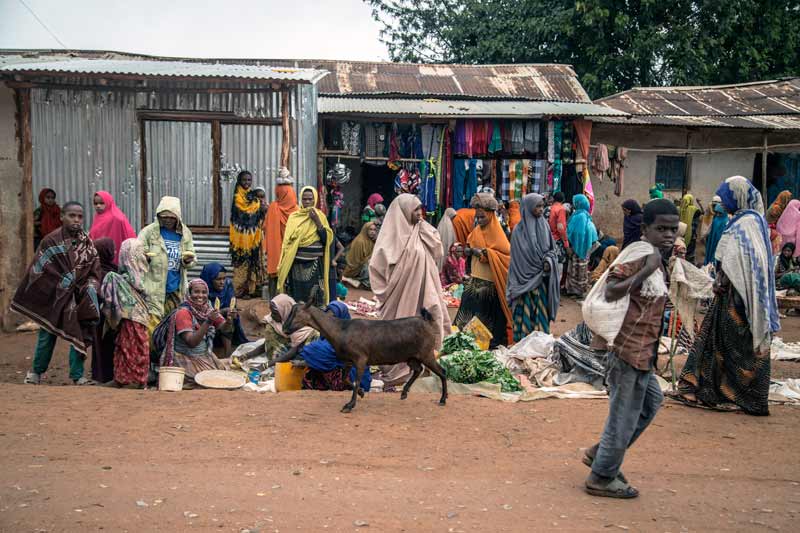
<box><xmin>12</xmin><ymin>201</ymin><xmax>102</xmax><ymax>385</ymax></box>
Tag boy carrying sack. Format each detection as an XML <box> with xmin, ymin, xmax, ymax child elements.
<box><xmin>581</xmin><ymin>199</ymin><xmax>680</xmax><ymax>499</ymax></box>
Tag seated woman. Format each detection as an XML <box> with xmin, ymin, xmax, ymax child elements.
<box><xmin>341</xmin><ymin>221</ymin><xmax>378</xmax><ymax>289</ymax></box>
<box><xmin>200</xmin><ymin>263</ymin><xmax>248</xmax><ymax>357</ymax></box>
<box><xmin>297</xmin><ymin>301</ymin><xmax>373</xmax><ymax>391</ymax></box>
<box><xmin>440</xmin><ymin>242</ymin><xmax>467</xmax><ymax>287</ymax></box>
<box><xmin>590</xmin><ymin>245</ymin><xmax>620</xmax><ymax>282</ymax></box>
<box><xmin>264</xmin><ymin>294</ymin><xmax>317</xmax><ymax>363</ymax></box>
<box><xmin>156</xmin><ymin>279</ymin><xmax>231</xmax><ymax>384</ymax></box>
<box><xmin>776</xmin><ymin>243</ymin><xmax>800</xmax><ymax>292</ymax></box>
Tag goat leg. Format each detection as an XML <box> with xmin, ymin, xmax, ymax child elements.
<box><xmin>341</xmin><ymin>362</ymin><xmax>365</xmax><ymax>413</ymax></box>
<box><xmin>341</xmin><ymin>362</ymin><xmax>365</xmax><ymax>398</ymax></box>
<box><xmin>425</xmin><ymin>356</ymin><xmax>448</xmax><ymax>406</ymax></box>
<box><xmin>400</xmin><ymin>359</ymin><xmax>423</xmax><ymax>400</ymax></box>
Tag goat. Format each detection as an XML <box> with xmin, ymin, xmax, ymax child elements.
<box><xmin>284</xmin><ymin>301</ymin><xmax>447</xmax><ymax>413</ymax></box>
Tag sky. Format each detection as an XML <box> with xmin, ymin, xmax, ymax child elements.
<box><xmin>0</xmin><ymin>0</ymin><xmax>389</xmax><ymax>60</ymax></box>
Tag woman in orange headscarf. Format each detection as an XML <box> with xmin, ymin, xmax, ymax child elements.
<box><xmin>454</xmin><ymin>193</ymin><xmax>512</xmax><ymax>348</ymax></box>
<box><xmin>264</xmin><ymin>167</ymin><xmax>298</xmax><ymax>295</ymax></box>
<box><xmin>451</xmin><ymin>208</ymin><xmax>476</xmax><ymax>245</ymax></box>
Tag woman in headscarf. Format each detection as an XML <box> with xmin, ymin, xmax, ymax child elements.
<box><xmin>679</xmin><ymin>176</ymin><xmax>779</xmax><ymax>416</ymax></box>
<box><xmin>200</xmin><ymin>263</ymin><xmax>248</xmax><ymax>356</ymax></box>
<box><xmin>342</xmin><ymin>221</ymin><xmax>378</xmax><ymax>289</ymax></box>
<box><xmin>775</xmin><ymin>242</ymin><xmax>800</xmax><ymax>292</ymax></box>
<box><xmin>89</xmin><ymin>190</ymin><xmax>136</xmax><ymax>265</ymax></box>
<box><xmin>776</xmin><ymin>199</ymin><xmax>800</xmax><ymax>257</ymax></box>
<box><xmin>299</xmin><ymin>301</ymin><xmax>372</xmax><ymax>392</ymax></box>
<box><xmin>155</xmin><ymin>279</ymin><xmax>232</xmax><ymax>384</ymax></box>
<box><xmin>766</xmin><ymin>191</ymin><xmax>792</xmax><ymax>254</ymax></box>
<box><xmin>679</xmin><ymin>193</ymin><xmax>701</xmax><ymax>263</ymax></box>
<box><xmin>566</xmin><ymin>194</ymin><xmax>598</xmax><ymax>298</ymax></box>
<box><xmin>265</xmin><ymin>293</ymin><xmax>318</xmax><ymax>364</ymax></box>
<box><xmin>507</xmin><ymin>193</ymin><xmax>560</xmax><ymax>339</ymax></box>
<box><xmin>229</xmin><ymin>170</ymin><xmax>267</xmax><ymax>299</ymax></box>
<box><xmin>621</xmin><ymin>199</ymin><xmax>643</xmax><ymax>250</ymax></box>
<box><xmin>698</xmin><ymin>195</ymin><xmax>722</xmax><ymax>241</ymax></box>
<box><xmin>703</xmin><ymin>203</ymin><xmax>729</xmax><ymax>266</ymax></box>
<box><xmin>91</xmin><ymin>237</ymin><xmax>118</xmax><ymax>383</ymax></box>
<box><xmin>440</xmin><ymin>242</ymin><xmax>466</xmax><ymax>287</ymax></box>
<box><xmin>452</xmin><ymin>207</ymin><xmax>476</xmax><ymax>245</ymax></box>
<box><xmin>278</xmin><ymin>186</ymin><xmax>334</xmax><ymax>307</ymax></box>
<box><xmin>138</xmin><ymin>196</ymin><xmax>196</xmax><ymax>335</ymax></box>
<box><xmin>590</xmin><ymin>246</ymin><xmax>620</xmax><ymax>282</ymax></box>
<box><xmin>649</xmin><ymin>184</ymin><xmax>664</xmax><ymax>200</ymax></box>
<box><xmin>369</xmin><ymin>194</ymin><xmax>451</xmax><ymax>386</ymax></box>
<box><xmin>100</xmin><ymin>238</ymin><xmax>150</xmax><ymax>388</ymax></box>
<box><xmin>362</xmin><ymin>193</ymin><xmax>385</xmax><ymax>223</ymax></box>
<box><xmin>264</xmin><ymin>167</ymin><xmax>298</xmax><ymax>297</ymax></box>
<box><xmin>507</xmin><ymin>200</ymin><xmax>522</xmax><ymax>232</ymax></box>
<box><xmin>33</xmin><ymin>188</ymin><xmax>61</xmax><ymax>250</ymax></box>
<box><xmin>436</xmin><ymin>208</ymin><xmax>457</xmax><ymax>270</ymax></box>
<box><xmin>455</xmin><ymin>193</ymin><xmax>511</xmax><ymax>348</ymax></box>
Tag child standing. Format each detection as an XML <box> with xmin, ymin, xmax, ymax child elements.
<box><xmin>583</xmin><ymin>199</ymin><xmax>679</xmax><ymax>498</ymax></box>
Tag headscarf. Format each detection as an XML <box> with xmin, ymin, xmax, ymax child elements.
<box><xmin>679</xmin><ymin>194</ymin><xmax>700</xmax><ymax>244</ymax></box>
<box><xmin>591</xmin><ymin>245</ymin><xmax>620</xmax><ymax>282</ymax></box>
<box><xmin>507</xmin><ymin>201</ymin><xmax>521</xmax><ymax>231</ymax></box>
<box><xmin>367</xmin><ymin>193</ymin><xmax>384</xmax><ymax>209</ymax></box>
<box><xmin>767</xmin><ymin>191</ymin><xmax>793</xmax><ymax>224</ymax></box>
<box><xmin>299</xmin><ymin>301</ymin><xmax>372</xmax><ymax>391</ymax></box>
<box><xmin>777</xmin><ymin>199</ymin><xmax>800</xmax><ymax>257</ymax></box>
<box><xmin>369</xmin><ymin>194</ymin><xmax>451</xmax><ymax>348</ymax></box>
<box><xmin>436</xmin><ymin>208</ymin><xmax>457</xmax><ymax>270</ymax></box>
<box><xmin>649</xmin><ymin>184</ymin><xmax>664</xmax><ymax>199</ymax></box>
<box><xmin>566</xmin><ymin>194</ymin><xmax>598</xmax><ymax>260</ymax></box>
<box><xmin>155</xmin><ymin>196</ymin><xmax>183</xmax><ymax>226</ymax></box>
<box><xmin>94</xmin><ymin>237</ymin><xmax>118</xmax><ymax>279</ymax></box>
<box><xmin>452</xmin><ymin>208</ymin><xmax>476</xmax><ymax>244</ymax></box>
<box><xmin>277</xmin><ymin>186</ymin><xmax>334</xmax><ymax>303</ymax></box>
<box><xmin>506</xmin><ymin>193</ymin><xmax>560</xmax><ymax>321</ymax></box>
<box><xmin>229</xmin><ymin>173</ymin><xmax>266</xmax><ymax>268</ymax></box>
<box><xmin>468</xmin><ymin>195</ymin><xmax>512</xmax><ymax>327</ymax></box>
<box><xmin>37</xmin><ymin>188</ymin><xmax>62</xmax><ymax>237</ymax></box>
<box><xmin>442</xmin><ymin>242</ymin><xmax>466</xmax><ymax>284</ymax></box>
<box><xmin>343</xmin><ymin>221</ymin><xmax>377</xmax><ymax>278</ymax></box>
<box><xmin>200</xmin><ymin>262</ymin><xmax>248</xmax><ymax>345</ymax></box>
<box><xmin>265</xmin><ymin>293</ymin><xmax>316</xmax><ymax>347</ymax></box>
<box><xmin>89</xmin><ymin>191</ymin><xmax>136</xmax><ymax>264</ymax></box>
<box><xmin>160</xmin><ymin>279</ymin><xmax>218</xmax><ymax>366</ymax></box>
<box><xmin>714</xmin><ymin>176</ymin><xmax>779</xmax><ymax>351</ymax></box>
<box><xmin>703</xmin><ymin>203</ymin><xmax>728</xmax><ymax>265</ymax></box>
<box><xmin>100</xmin><ymin>238</ymin><xmax>149</xmax><ymax>329</ymax></box>
<box><xmin>621</xmin><ymin>199</ymin><xmax>643</xmax><ymax>250</ymax></box>
<box><xmin>265</xmin><ymin>183</ymin><xmax>298</xmax><ymax>276</ymax></box>
<box><xmin>780</xmin><ymin>243</ymin><xmax>796</xmax><ymax>271</ymax></box>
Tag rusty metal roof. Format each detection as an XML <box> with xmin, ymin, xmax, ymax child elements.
<box><xmin>0</xmin><ymin>50</ymin><xmax>591</xmax><ymax>102</ymax></box>
<box><xmin>594</xmin><ymin>78</ymin><xmax>800</xmax><ymax>129</ymax></box>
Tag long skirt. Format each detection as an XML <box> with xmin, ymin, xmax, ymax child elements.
<box><xmin>114</xmin><ymin>320</ymin><xmax>150</xmax><ymax>386</ymax></box>
<box><xmin>285</xmin><ymin>257</ymin><xmax>327</xmax><ymax>306</ymax></box>
<box><xmin>91</xmin><ymin>314</ymin><xmax>117</xmax><ymax>383</ymax></box>
<box><xmin>233</xmin><ymin>255</ymin><xmax>264</xmax><ymax>297</ymax></box>
<box><xmin>678</xmin><ymin>285</ymin><xmax>771</xmax><ymax>416</ymax></box>
<box><xmin>455</xmin><ymin>277</ymin><xmax>507</xmax><ymax>349</ymax></box>
<box><xmin>171</xmin><ymin>349</ymin><xmax>225</xmax><ymax>382</ymax></box>
<box><xmin>512</xmin><ymin>286</ymin><xmax>550</xmax><ymax>340</ymax></box>
<box><xmin>565</xmin><ymin>256</ymin><xmax>590</xmax><ymax>297</ymax></box>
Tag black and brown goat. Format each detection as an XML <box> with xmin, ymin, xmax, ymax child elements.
<box><xmin>284</xmin><ymin>302</ymin><xmax>447</xmax><ymax>413</ymax></box>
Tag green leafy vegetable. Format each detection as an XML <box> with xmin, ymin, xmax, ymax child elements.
<box><xmin>439</xmin><ymin>349</ymin><xmax>522</xmax><ymax>393</ymax></box>
<box><xmin>441</xmin><ymin>331</ymin><xmax>478</xmax><ymax>356</ymax></box>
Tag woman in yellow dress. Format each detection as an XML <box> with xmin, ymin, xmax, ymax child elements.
<box><xmin>229</xmin><ymin>170</ymin><xmax>267</xmax><ymax>298</ymax></box>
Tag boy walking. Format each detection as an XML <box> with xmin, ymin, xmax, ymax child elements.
<box><xmin>583</xmin><ymin>199</ymin><xmax>679</xmax><ymax>498</ymax></box>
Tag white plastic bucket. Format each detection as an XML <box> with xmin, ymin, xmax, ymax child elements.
<box><xmin>158</xmin><ymin>367</ymin><xmax>185</xmax><ymax>391</ymax></box>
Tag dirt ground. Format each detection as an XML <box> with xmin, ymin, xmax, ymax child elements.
<box><xmin>1</xmin><ymin>298</ymin><xmax>800</xmax><ymax>532</ymax></box>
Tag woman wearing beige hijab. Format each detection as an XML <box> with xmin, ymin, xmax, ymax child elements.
<box><xmin>369</xmin><ymin>194</ymin><xmax>452</xmax><ymax>386</ymax></box>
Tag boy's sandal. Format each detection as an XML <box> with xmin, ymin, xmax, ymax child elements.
<box><xmin>73</xmin><ymin>377</ymin><xmax>95</xmax><ymax>386</ymax></box>
<box><xmin>582</xmin><ymin>452</ymin><xmax>628</xmax><ymax>484</ymax></box>
<box><xmin>24</xmin><ymin>372</ymin><xmax>41</xmax><ymax>385</ymax></box>
<box><xmin>585</xmin><ymin>477</ymin><xmax>639</xmax><ymax>499</ymax></box>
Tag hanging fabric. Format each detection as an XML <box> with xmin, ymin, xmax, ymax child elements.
<box><xmin>552</xmin><ymin>121</ymin><xmax>563</xmax><ymax>192</ymax></box>
<box><xmin>501</xmin><ymin>160</ymin><xmax>511</xmax><ymax>202</ymax></box>
<box><xmin>488</xmin><ymin>120</ymin><xmax>503</xmax><ymax>154</ymax></box>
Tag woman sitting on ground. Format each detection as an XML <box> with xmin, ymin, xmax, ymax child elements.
<box><xmin>297</xmin><ymin>301</ymin><xmax>373</xmax><ymax>392</ymax></box>
<box><xmin>341</xmin><ymin>221</ymin><xmax>378</xmax><ymax>289</ymax></box>
<box><xmin>264</xmin><ymin>294</ymin><xmax>318</xmax><ymax>364</ymax></box>
<box><xmin>200</xmin><ymin>263</ymin><xmax>248</xmax><ymax>357</ymax></box>
<box><xmin>440</xmin><ymin>242</ymin><xmax>467</xmax><ymax>287</ymax></box>
<box><xmin>590</xmin><ymin>245</ymin><xmax>620</xmax><ymax>282</ymax></box>
<box><xmin>776</xmin><ymin>242</ymin><xmax>800</xmax><ymax>292</ymax></box>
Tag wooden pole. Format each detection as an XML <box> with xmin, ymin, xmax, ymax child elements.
<box><xmin>211</xmin><ymin>120</ymin><xmax>222</xmax><ymax>228</ymax></box>
<box><xmin>281</xmin><ymin>89</ymin><xmax>290</xmax><ymax>170</ymax></box>
<box><xmin>19</xmin><ymin>88</ymin><xmax>33</xmax><ymax>265</ymax></box>
<box><xmin>762</xmin><ymin>132</ymin><xmax>769</xmax><ymax>201</ymax></box>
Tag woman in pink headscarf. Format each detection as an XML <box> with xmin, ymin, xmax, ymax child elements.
<box><xmin>90</xmin><ymin>191</ymin><xmax>136</xmax><ymax>264</ymax></box>
<box><xmin>362</xmin><ymin>193</ymin><xmax>385</xmax><ymax>223</ymax></box>
<box><xmin>777</xmin><ymin>199</ymin><xmax>800</xmax><ymax>258</ymax></box>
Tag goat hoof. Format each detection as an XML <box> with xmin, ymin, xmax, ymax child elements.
<box><xmin>438</xmin><ymin>400</ymin><xmax>446</xmax><ymax>406</ymax></box>
<box><xmin>358</xmin><ymin>389</ymin><xmax>365</xmax><ymax>399</ymax></box>
<box><xmin>340</xmin><ymin>405</ymin><xmax>353</xmax><ymax>413</ymax></box>
<box><xmin>400</xmin><ymin>393</ymin><xmax>408</xmax><ymax>400</ymax></box>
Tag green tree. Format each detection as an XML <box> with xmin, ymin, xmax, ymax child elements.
<box><xmin>366</xmin><ymin>0</ymin><xmax>800</xmax><ymax>98</ymax></box>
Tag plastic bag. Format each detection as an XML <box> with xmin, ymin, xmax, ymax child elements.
<box><xmin>463</xmin><ymin>317</ymin><xmax>492</xmax><ymax>351</ymax></box>
<box><xmin>507</xmin><ymin>330</ymin><xmax>554</xmax><ymax>359</ymax></box>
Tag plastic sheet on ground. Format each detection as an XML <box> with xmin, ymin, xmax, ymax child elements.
<box><xmin>410</xmin><ymin>375</ymin><xmax>608</xmax><ymax>402</ymax></box>
<box><xmin>770</xmin><ymin>337</ymin><xmax>800</xmax><ymax>361</ymax></box>
<box><xmin>550</xmin><ymin>323</ymin><xmax>607</xmax><ymax>389</ymax></box>
<box><xmin>769</xmin><ymin>379</ymin><xmax>800</xmax><ymax>403</ymax></box>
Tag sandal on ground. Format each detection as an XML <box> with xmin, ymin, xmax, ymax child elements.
<box><xmin>73</xmin><ymin>377</ymin><xmax>95</xmax><ymax>386</ymax></box>
<box><xmin>585</xmin><ymin>477</ymin><xmax>639</xmax><ymax>499</ymax></box>
<box><xmin>582</xmin><ymin>452</ymin><xmax>628</xmax><ymax>484</ymax></box>
<box><xmin>24</xmin><ymin>371</ymin><xmax>41</xmax><ymax>385</ymax></box>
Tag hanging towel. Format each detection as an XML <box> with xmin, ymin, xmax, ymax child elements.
<box><xmin>547</xmin><ymin>121</ymin><xmax>555</xmax><ymax>163</ymax></box>
<box><xmin>511</xmin><ymin>121</ymin><xmax>525</xmax><ymax>154</ymax></box>
<box><xmin>501</xmin><ymin>160</ymin><xmax>511</xmax><ymax>201</ymax></box>
<box><xmin>466</xmin><ymin>159</ymin><xmax>478</xmax><ymax>202</ymax></box>
<box><xmin>488</xmin><ymin>120</ymin><xmax>503</xmax><ymax>153</ymax></box>
<box><xmin>523</xmin><ymin>121</ymin><xmax>537</xmax><ymax>153</ymax></box>
<box><xmin>532</xmin><ymin>159</ymin><xmax>545</xmax><ymax>193</ymax></box>
<box><xmin>452</xmin><ymin>159</ymin><xmax>467</xmax><ymax>209</ymax></box>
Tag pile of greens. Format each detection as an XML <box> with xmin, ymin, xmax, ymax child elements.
<box><xmin>439</xmin><ymin>333</ymin><xmax>522</xmax><ymax>393</ymax></box>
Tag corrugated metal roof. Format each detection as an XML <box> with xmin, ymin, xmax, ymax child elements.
<box><xmin>0</xmin><ymin>58</ymin><xmax>327</xmax><ymax>84</ymax></box>
<box><xmin>0</xmin><ymin>50</ymin><xmax>591</xmax><ymax>102</ymax></box>
<box><xmin>594</xmin><ymin>78</ymin><xmax>800</xmax><ymax>129</ymax></box>
<box><xmin>319</xmin><ymin>97</ymin><xmax>626</xmax><ymax>118</ymax></box>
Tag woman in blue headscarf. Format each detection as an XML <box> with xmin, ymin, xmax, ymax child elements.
<box><xmin>200</xmin><ymin>263</ymin><xmax>248</xmax><ymax>356</ymax></box>
<box><xmin>565</xmin><ymin>194</ymin><xmax>598</xmax><ymax>298</ymax></box>
<box><xmin>300</xmin><ymin>301</ymin><xmax>372</xmax><ymax>392</ymax></box>
<box><xmin>703</xmin><ymin>203</ymin><xmax>729</xmax><ymax>266</ymax></box>
<box><xmin>679</xmin><ymin>176</ymin><xmax>779</xmax><ymax>416</ymax></box>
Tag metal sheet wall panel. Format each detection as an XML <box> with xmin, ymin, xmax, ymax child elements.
<box><xmin>144</xmin><ymin>121</ymin><xmax>214</xmax><ymax>225</ymax></box>
<box><xmin>31</xmin><ymin>88</ymin><xmax>142</xmax><ymax>229</ymax></box>
<box><xmin>296</xmin><ymin>83</ymin><xmax>318</xmax><ymax>189</ymax></box>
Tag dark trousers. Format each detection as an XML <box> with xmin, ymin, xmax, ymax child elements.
<box><xmin>592</xmin><ymin>352</ymin><xmax>663</xmax><ymax>479</ymax></box>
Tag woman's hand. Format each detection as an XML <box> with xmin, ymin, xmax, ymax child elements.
<box><xmin>543</xmin><ymin>262</ymin><xmax>551</xmax><ymax>273</ymax></box>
